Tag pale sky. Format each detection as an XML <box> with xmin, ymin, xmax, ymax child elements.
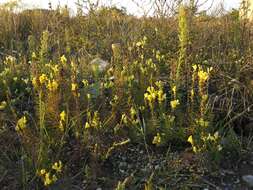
<box><xmin>0</xmin><ymin>0</ymin><xmax>241</xmax><ymax>15</ymax></box>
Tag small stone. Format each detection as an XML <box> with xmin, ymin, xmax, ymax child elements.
<box><xmin>96</xmin><ymin>188</ymin><xmax>102</xmax><ymax>190</ymax></box>
<box><xmin>242</xmin><ymin>175</ymin><xmax>253</xmax><ymax>187</ymax></box>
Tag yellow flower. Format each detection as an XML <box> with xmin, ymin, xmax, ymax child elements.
<box><xmin>172</xmin><ymin>85</ymin><xmax>177</xmax><ymax>97</ymax></box>
<box><xmin>130</xmin><ymin>107</ymin><xmax>137</xmax><ymax>118</ymax></box>
<box><xmin>44</xmin><ymin>173</ymin><xmax>52</xmax><ymax>186</ymax></box>
<box><xmin>0</xmin><ymin>101</ymin><xmax>7</xmax><ymax>110</ymax></box>
<box><xmin>87</xmin><ymin>93</ymin><xmax>91</xmax><ymax>99</ymax></box>
<box><xmin>191</xmin><ymin>89</ymin><xmax>194</xmax><ymax>97</ymax></box>
<box><xmin>40</xmin><ymin>169</ymin><xmax>46</xmax><ymax>176</ymax></box>
<box><xmin>52</xmin><ymin>174</ymin><xmax>57</xmax><ymax>183</ymax></box>
<box><xmin>187</xmin><ymin>135</ymin><xmax>194</xmax><ymax>145</ymax></box>
<box><xmin>121</xmin><ymin>113</ymin><xmax>128</xmax><ymax>124</ymax></box>
<box><xmin>192</xmin><ymin>65</ymin><xmax>197</xmax><ymax>71</ymax></box>
<box><xmin>39</xmin><ymin>74</ymin><xmax>48</xmax><ymax>85</ymax></box>
<box><xmin>47</xmin><ymin>80</ymin><xmax>58</xmax><ymax>91</ymax></box>
<box><xmin>152</xmin><ymin>133</ymin><xmax>161</xmax><ymax>145</ymax></box>
<box><xmin>51</xmin><ymin>65</ymin><xmax>59</xmax><ymax>74</ymax></box>
<box><xmin>198</xmin><ymin>70</ymin><xmax>209</xmax><ymax>84</ymax></box>
<box><xmin>170</xmin><ymin>99</ymin><xmax>180</xmax><ymax>109</ymax></box>
<box><xmin>60</xmin><ymin>55</ymin><xmax>67</xmax><ymax>64</ymax></box>
<box><xmin>71</xmin><ymin>83</ymin><xmax>78</xmax><ymax>91</ymax></box>
<box><xmin>60</xmin><ymin>111</ymin><xmax>66</xmax><ymax>122</ymax></box>
<box><xmin>193</xmin><ymin>146</ymin><xmax>197</xmax><ymax>153</ymax></box>
<box><xmin>59</xmin><ymin>121</ymin><xmax>64</xmax><ymax>132</ymax></box>
<box><xmin>32</xmin><ymin>52</ymin><xmax>37</xmax><ymax>59</ymax></box>
<box><xmin>196</xmin><ymin>118</ymin><xmax>209</xmax><ymax>127</ymax></box>
<box><xmin>157</xmin><ymin>90</ymin><xmax>166</xmax><ymax>104</ymax></box>
<box><xmin>32</xmin><ymin>77</ymin><xmax>38</xmax><ymax>88</ymax></box>
<box><xmin>52</xmin><ymin>161</ymin><xmax>62</xmax><ymax>173</ymax></box>
<box><xmin>85</xmin><ymin>122</ymin><xmax>91</xmax><ymax>129</ymax></box>
<box><xmin>15</xmin><ymin>116</ymin><xmax>27</xmax><ymax>131</ymax></box>
<box><xmin>82</xmin><ymin>79</ymin><xmax>89</xmax><ymax>87</ymax></box>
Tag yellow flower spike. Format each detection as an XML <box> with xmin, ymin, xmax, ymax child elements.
<box><xmin>198</xmin><ymin>70</ymin><xmax>209</xmax><ymax>84</ymax></box>
<box><xmin>170</xmin><ymin>99</ymin><xmax>180</xmax><ymax>109</ymax></box>
<box><xmin>152</xmin><ymin>133</ymin><xmax>161</xmax><ymax>145</ymax></box>
<box><xmin>15</xmin><ymin>116</ymin><xmax>27</xmax><ymax>132</ymax></box>
<box><xmin>0</xmin><ymin>101</ymin><xmax>7</xmax><ymax>110</ymax></box>
<box><xmin>87</xmin><ymin>93</ymin><xmax>91</xmax><ymax>100</ymax></box>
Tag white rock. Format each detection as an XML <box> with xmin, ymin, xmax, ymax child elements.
<box><xmin>242</xmin><ymin>175</ymin><xmax>253</xmax><ymax>187</ymax></box>
<box><xmin>90</xmin><ymin>58</ymin><xmax>109</xmax><ymax>72</ymax></box>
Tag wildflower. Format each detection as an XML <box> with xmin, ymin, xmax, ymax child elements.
<box><xmin>85</xmin><ymin>122</ymin><xmax>91</xmax><ymax>129</ymax></box>
<box><xmin>32</xmin><ymin>77</ymin><xmax>38</xmax><ymax>88</ymax></box>
<box><xmin>32</xmin><ymin>52</ymin><xmax>37</xmax><ymax>59</ymax></box>
<box><xmin>0</xmin><ymin>101</ymin><xmax>7</xmax><ymax>110</ymax></box>
<box><xmin>172</xmin><ymin>85</ymin><xmax>177</xmax><ymax>98</ymax></box>
<box><xmin>44</xmin><ymin>173</ymin><xmax>52</xmax><ymax>186</ymax></box>
<box><xmin>60</xmin><ymin>55</ymin><xmax>67</xmax><ymax>64</ymax></box>
<box><xmin>47</xmin><ymin>80</ymin><xmax>58</xmax><ymax>91</ymax></box>
<box><xmin>152</xmin><ymin>133</ymin><xmax>161</xmax><ymax>145</ymax></box>
<box><xmin>217</xmin><ymin>145</ymin><xmax>223</xmax><ymax>151</ymax></box>
<box><xmin>60</xmin><ymin>111</ymin><xmax>66</xmax><ymax>122</ymax></box>
<box><xmin>87</xmin><ymin>93</ymin><xmax>91</xmax><ymax>100</ymax></box>
<box><xmin>170</xmin><ymin>99</ymin><xmax>180</xmax><ymax>109</ymax></box>
<box><xmin>130</xmin><ymin>107</ymin><xmax>137</xmax><ymax>118</ymax></box>
<box><xmin>192</xmin><ymin>146</ymin><xmax>197</xmax><ymax>153</ymax></box>
<box><xmin>82</xmin><ymin>79</ymin><xmax>89</xmax><ymax>87</ymax></box>
<box><xmin>40</xmin><ymin>169</ymin><xmax>46</xmax><ymax>176</ymax></box>
<box><xmin>15</xmin><ymin>116</ymin><xmax>27</xmax><ymax>131</ymax></box>
<box><xmin>71</xmin><ymin>83</ymin><xmax>78</xmax><ymax>91</ymax></box>
<box><xmin>121</xmin><ymin>113</ymin><xmax>128</xmax><ymax>124</ymax></box>
<box><xmin>51</xmin><ymin>65</ymin><xmax>59</xmax><ymax>74</ymax></box>
<box><xmin>192</xmin><ymin>64</ymin><xmax>197</xmax><ymax>71</ymax></box>
<box><xmin>201</xmin><ymin>94</ymin><xmax>208</xmax><ymax>102</ymax></box>
<box><xmin>196</xmin><ymin>118</ymin><xmax>209</xmax><ymax>127</ymax></box>
<box><xmin>157</xmin><ymin>90</ymin><xmax>166</xmax><ymax>104</ymax></box>
<box><xmin>214</xmin><ymin>131</ymin><xmax>219</xmax><ymax>140</ymax></box>
<box><xmin>187</xmin><ymin>135</ymin><xmax>194</xmax><ymax>145</ymax></box>
<box><xmin>198</xmin><ymin>70</ymin><xmax>209</xmax><ymax>84</ymax></box>
<box><xmin>39</xmin><ymin>74</ymin><xmax>48</xmax><ymax>85</ymax></box>
<box><xmin>52</xmin><ymin>161</ymin><xmax>62</xmax><ymax>173</ymax></box>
